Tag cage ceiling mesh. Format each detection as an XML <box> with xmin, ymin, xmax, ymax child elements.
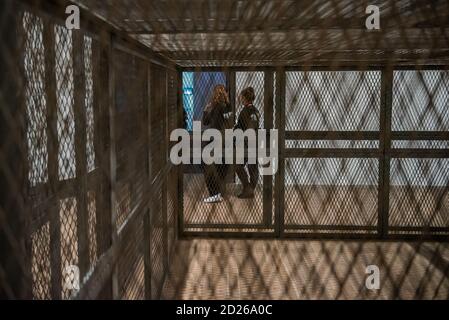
<box><xmin>72</xmin><ymin>0</ymin><xmax>449</xmax><ymax>66</ymax></box>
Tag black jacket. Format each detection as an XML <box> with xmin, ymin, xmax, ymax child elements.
<box><xmin>235</xmin><ymin>104</ymin><xmax>260</xmax><ymax>131</ymax></box>
<box><xmin>202</xmin><ymin>101</ymin><xmax>231</xmax><ymax>131</ymax></box>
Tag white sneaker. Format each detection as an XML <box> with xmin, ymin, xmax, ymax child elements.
<box><xmin>203</xmin><ymin>193</ymin><xmax>223</xmax><ymax>203</ymax></box>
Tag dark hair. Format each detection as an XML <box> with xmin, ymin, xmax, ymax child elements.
<box><xmin>240</xmin><ymin>87</ymin><xmax>255</xmax><ymax>104</ymax></box>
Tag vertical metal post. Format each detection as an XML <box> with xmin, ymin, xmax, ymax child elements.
<box><xmin>274</xmin><ymin>67</ymin><xmax>286</xmax><ymax>237</ymax></box>
<box><xmin>263</xmin><ymin>69</ymin><xmax>274</xmax><ymax>228</ymax></box>
<box><xmin>162</xmin><ymin>69</ymin><xmax>169</xmax><ymax>272</ymax></box>
<box><xmin>143</xmin><ymin>62</ymin><xmax>152</xmax><ymax>299</ymax></box>
<box><xmin>95</xmin><ymin>29</ymin><xmax>113</xmax><ymax>299</ymax></box>
<box><xmin>92</xmin><ymin>37</ymin><xmax>103</xmax><ymax>270</ymax></box>
<box><xmin>228</xmin><ymin>70</ymin><xmax>237</xmax><ymax>183</ymax></box>
<box><xmin>73</xmin><ymin>30</ymin><xmax>89</xmax><ymax>278</ymax></box>
<box><xmin>42</xmin><ymin>19</ymin><xmax>62</xmax><ymax>300</ymax></box>
<box><xmin>378</xmin><ymin>67</ymin><xmax>393</xmax><ymax>238</ymax></box>
<box><xmin>108</xmin><ymin>35</ymin><xmax>119</xmax><ymax>299</ymax></box>
<box><xmin>176</xmin><ymin>68</ymin><xmax>184</xmax><ymax>238</ymax></box>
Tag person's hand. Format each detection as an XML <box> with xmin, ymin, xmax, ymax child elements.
<box><xmin>204</xmin><ymin>103</ymin><xmax>213</xmax><ymax>113</ymax></box>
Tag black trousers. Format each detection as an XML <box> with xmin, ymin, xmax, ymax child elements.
<box><xmin>204</xmin><ymin>163</ymin><xmax>228</xmax><ymax>196</ymax></box>
<box><xmin>235</xmin><ymin>159</ymin><xmax>259</xmax><ymax>190</ymax></box>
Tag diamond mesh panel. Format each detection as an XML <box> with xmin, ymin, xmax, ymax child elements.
<box><xmin>389</xmin><ymin>158</ymin><xmax>449</xmax><ymax>231</ymax></box>
<box><xmin>114</xmin><ymin>49</ymin><xmax>147</xmax><ymax>229</ymax></box>
<box><xmin>87</xmin><ymin>191</ymin><xmax>97</xmax><ymax>268</ymax></box>
<box><xmin>55</xmin><ymin>25</ymin><xmax>76</xmax><ymax>181</ymax></box>
<box><xmin>150</xmin><ymin>65</ymin><xmax>167</xmax><ymax>179</ymax></box>
<box><xmin>84</xmin><ymin>36</ymin><xmax>96</xmax><ymax>173</ymax></box>
<box><xmin>167</xmin><ymin>169</ymin><xmax>177</xmax><ymax>263</ymax></box>
<box><xmin>392</xmin><ymin>71</ymin><xmax>449</xmax><ymax>131</ymax></box>
<box><xmin>118</xmin><ymin>217</ymin><xmax>145</xmax><ymax>300</ymax></box>
<box><xmin>23</xmin><ymin>12</ymin><xmax>48</xmax><ymax>187</ymax></box>
<box><xmin>59</xmin><ymin>198</ymin><xmax>79</xmax><ymax>299</ymax></box>
<box><xmin>30</xmin><ymin>222</ymin><xmax>51</xmax><ymax>299</ymax></box>
<box><xmin>284</xmin><ymin>158</ymin><xmax>379</xmax><ymax>230</ymax></box>
<box><xmin>392</xmin><ymin>140</ymin><xmax>449</xmax><ymax>149</ymax></box>
<box><xmin>151</xmin><ymin>186</ymin><xmax>165</xmax><ymax>299</ymax></box>
<box><xmin>285</xmin><ymin>71</ymin><xmax>381</xmax><ymax>131</ymax></box>
<box><xmin>286</xmin><ymin>140</ymin><xmax>379</xmax><ymax>149</ymax></box>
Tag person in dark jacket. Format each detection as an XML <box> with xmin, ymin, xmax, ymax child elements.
<box><xmin>202</xmin><ymin>84</ymin><xmax>231</xmax><ymax>203</ymax></box>
<box><xmin>235</xmin><ymin>87</ymin><xmax>260</xmax><ymax>199</ymax></box>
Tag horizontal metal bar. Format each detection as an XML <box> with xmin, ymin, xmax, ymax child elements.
<box><xmin>391</xmin><ymin>149</ymin><xmax>449</xmax><ymax>158</ymax></box>
<box><xmin>180</xmin><ymin>231</ymin><xmax>276</xmax><ymax>239</ymax></box>
<box><xmin>181</xmin><ymin>229</ymin><xmax>449</xmax><ymax>241</ymax></box>
<box><xmin>392</xmin><ymin>131</ymin><xmax>449</xmax><ymax>141</ymax></box>
<box><xmin>284</xmin><ymin>65</ymin><xmax>385</xmax><ymax>71</ymax></box>
<box><xmin>389</xmin><ymin>226</ymin><xmax>449</xmax><ymax>232</ymax></box>
<box><xmin>281</xmin><ymin>232</ymin><xmax>449</xmax><ymax>242</ymax></box>
<box><xmin>284</xmin><ymin>65</ymin><xmax>449</xmax><ymax>71</ymax></box>
<box><xmin>179</xmin><ymin>65</ymin><xmax>449</xmax><ymax>73</ymax></box>
<box><xmin>392</xmin><ymin>65</ymin><xmax>449</xmax><ymax>71</ymax></box>
<box><xmin>384</xmin><ymin>234</ymin><xmax>449</xmax><ymax>241</ymax></box>
<box><xmin>281</xmin><ymin>232</ymin><xmax>380</xmax><ymax>240</ymax></box>
<box><xmin>285</xmin><ymin>131</ymin><xmax>380</xmax><ymax>140</ymax></box>
<box><xmin>285</xmin><ymin>148</ymin><xmax>381</xmax><ymax>158</ymax></box>
<box><xmin>284</xmin><ymin>225</ymin><xmax>378</xmax><ymax>231</ymax></box>
<box><xmin>184</xmin><ymin>223</ymin><xmax>273</xmax><ymax>229</ymax></box>
<box><xmin>179</xmin><ymin>66</ymin><xmax>275</xmax><ymax>72</ymax></box>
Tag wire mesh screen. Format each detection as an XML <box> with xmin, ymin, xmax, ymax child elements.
<box><xmin>284</xmin><ymin>158</ymin><xmax>379</xmax><ymax>232</ymax></box>
<box><xmin>392</xmin><ymin>70</ymin><xmax>449</xmax><ymax>132</ymax></box>
<box><xmin>113</xmin><ymin>48</ymin><xmax>146</xmax><ymax>299</ymax></box>
<box><xmin>283</xmin><ymin>71</ymin><xmax>381</xmax><ymax>235</ymax></box>
<box><xmin>1</xmin><ymin>2</ymin><xmax>178</xmax><ymax>300</ymax></box>
<box><xmin>285</xmin><ymin>71</ymin><xmax>381</xmax><ymax>131</ymax></box>
<box><xmin>389</xmin><ymin>158</ymin><xmax>449</xmax><ymax>231</ymax></box>
<box><xmin>23</xmin><ymin>11</ymin><xmax>48</xmax><ymax>187</ymax></box>
<box><xmin>389</xmin><ymin>70</ymin><xmax>449</xmax><ymax>235</ymax></box>
<box><xmin>18</xmin><ymin>9</ymin><xmax>104</xmax><ymax>299</ymax></box>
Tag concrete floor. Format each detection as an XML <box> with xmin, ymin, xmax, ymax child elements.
<box><xmin>161</xmin><ymin>239</ymin><xmax>449</xmax><ymax>300</ymax></box>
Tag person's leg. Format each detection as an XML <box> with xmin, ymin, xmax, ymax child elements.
<box><xmin>203</xmin><ymin>164</ymin><xmax>224</xmax><ymax>203</ymax></box>
<box><xmin>235</xmin><ymin>164</ymin><xmax>249</xmax><ymax>190</ymax></box>
<box><xmin>204</xmin><ymin>164</ymin><xmax>219</xmax><ymax>196</ymax></box>
<box><xmin>248</xmin><ymin>163</ymin><xmax>259</xmax><ymax>191</ymax></box>
<box><xmin>236</xmin><ymin>161</ymin><xmax>256</xmax><ymax>199</ymax></box>
<box><xmin>218</xmin><ymin>163</ymin><xmax>228</xmax><ymax>195</ymax></box>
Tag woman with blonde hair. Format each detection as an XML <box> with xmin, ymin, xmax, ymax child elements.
<box><xmin>202</xmin><ymin>84</ymin><xmax>231</xmax><ymax>203</ymax></box>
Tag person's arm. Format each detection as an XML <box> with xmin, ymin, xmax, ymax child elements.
<box><xmin>234</xmin><ymin>109</ymin><xmax>245</xmax><ymax>130</ymax></box>
<box><xmin>202</xmin><ymin>103</ymin><xmax>213</xmax><ymax>126</ymax></box>
<box><xmin>223</xmin><ymin>102</ymin><xmax>232</xmax><ymax>114</ymax></box>
<box><xmin>246</xmin><ymin>108</ymin><xmax>260</xmax><ymax>130</ymax></box>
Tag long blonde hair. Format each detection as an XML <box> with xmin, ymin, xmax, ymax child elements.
<box><xmin>210</xmin><ymin>84</ymin><xmax>229</xmax><ymax>106</ymax></box>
